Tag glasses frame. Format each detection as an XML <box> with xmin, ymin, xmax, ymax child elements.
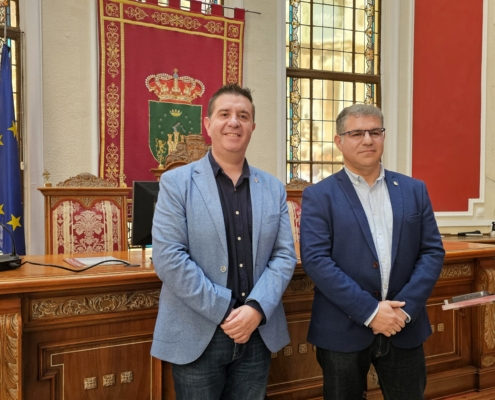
<box><xmin>338</xmin><ymin>128</ymin><xmax>386</xmax><ymax>139</ymax></box>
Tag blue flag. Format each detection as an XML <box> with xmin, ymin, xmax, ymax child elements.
<box><xmin>0</xmin><ymin>44</ymin><xmax>25</xmax><ymax>255</ymax></box>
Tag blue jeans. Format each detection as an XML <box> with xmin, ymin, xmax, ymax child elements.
<box><xmin>172</xmin><ymin>326</ymin><xmax>271</xmax><ymax>400</ymax></box>
<box><xmin>317</xmin><ymin>335</ymin><xmax>426</xmax><ymax>400</ymax></box>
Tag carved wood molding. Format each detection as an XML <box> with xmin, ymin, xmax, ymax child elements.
<box><xmin>50</xmin><ymin>196</ymin><xmax>124</xmax><ymax>208</ymax></box>
<box><xmin>482</xmin><ymin>355</ymin><xmax>495</xmax><ymax>367</ymax></box>
<box><xmin>31</xmin><ymin>289</ymin><xmax>160</xmax><ymax>320</ymax></box>
<box><xmin>439</xmin><ymin>263</ymin><xmax>473</xmax><ymax>279</ymax></box>
<box><xmin>0</xmin><ymin>314</ymin><xmax>20</xmax><ymax>400</ymax></box>
<box><xmin>286</xmin><ymin>276</ymin><xmax>314</xmax><ymax>293</ymax></box>
<box><xmin>56</xmin><ymin>172</ymin><xmax>117</xmax><ymax>187</ymax></box>
<box><xmin>286</xmin><ymin>178</ymin><xmax>311</xmax><ymax>190</ymax></box>
<box><xmin>479</xmin><ymin>268</ymin><xmax>495</xmax><ymax>350</ymax></box>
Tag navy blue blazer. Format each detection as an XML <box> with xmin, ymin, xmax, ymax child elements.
<box><xmin>300</xmin><ymin>169</ymin><xmax>445</xmax><ymax>352</ymax></box>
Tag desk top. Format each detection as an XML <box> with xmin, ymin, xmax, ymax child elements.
<box><xmin>2</xmin><ymin>240</ymin><xmax>495</xmax><ymax>295</ymax></box>
<box><xmin>0</xmin><ymin>249</ymin><xmax>159</xmax><ymax>295</ymax></box>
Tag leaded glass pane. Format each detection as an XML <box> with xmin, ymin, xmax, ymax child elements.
<box><xmin>287</xmin><ymin>0</ymin><xmax>380</xmax><ymax>183</ymax></box>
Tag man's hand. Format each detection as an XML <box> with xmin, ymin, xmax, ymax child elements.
<box><xmin>220</xmin><ymin>305</ymin><xmax>263</xmax><ymax>344</ymax></box>
<box><xmin>369</xmin><ymin>300</ymin><xmax>406</xmax><ymax>337</ymax></box>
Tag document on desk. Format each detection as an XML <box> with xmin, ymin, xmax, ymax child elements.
<box><xmin>64</xmin><ymin>256</ymin><xmax>121</xmax><ymax>268</ymax></box>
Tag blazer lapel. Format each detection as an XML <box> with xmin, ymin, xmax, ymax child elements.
<box><xmin>384</xmin><ymin>170</ymin><xmax>403</xmax><ymax>267</ymax></box>
<box><xmin>249</xmin><ymin>169</ymin><xmax>262</xmax><ymax>269</ymax></box>
<box><xmin>192</xmin><ymin>156</ymin><xmax>228</xmax><ymax>256</ymax></box>
<box><xmin>336</xmin><ymin>169</ymin><xmax>379</xmax><ymax>260</ymax></box>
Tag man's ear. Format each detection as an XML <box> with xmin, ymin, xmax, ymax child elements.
<box><xmin>335</xmin><ymin>134</ymin><xmax>343</xmax><ymax>151</ymax></box>
<box><xmin>204</xmin><ymin>117</ymin><xmax>211</xmax><ymax>137</ymax></box>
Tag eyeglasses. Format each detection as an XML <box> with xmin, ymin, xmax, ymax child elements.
<box><xmin>338</xmin><ymin>128</ymin><xmax>386</xmax><ymax>140</ymax></box>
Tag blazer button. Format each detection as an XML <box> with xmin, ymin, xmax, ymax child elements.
<box><xmin>220</xmin><ymin>266</ymin><xmax>227</xmax><ymax>273</ymax></box>
<box><xmin>373</xmin><ymin>291</ymin><xmax>380</xmax><ymax>298</ymax></box>
<box><xmin>372</xmin><ymin>262</ymin><xmax>379</xmax><ymax>269</ymax></box>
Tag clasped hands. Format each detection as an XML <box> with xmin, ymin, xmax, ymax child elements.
<box><xmin>369</xmin><ymin>300</ymin><xmax>407</xmax><ymax>337</ymax></box>
<box><xmin>220</xmin><ymin>305</ymin><xmax>262</xmax><ymax>344</ymax></box>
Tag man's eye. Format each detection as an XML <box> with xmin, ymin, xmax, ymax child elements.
<box><xmin>349</xmin><ymin>131</ymin><xmax>363</xmax><ymax>138</ymax></box>
<box><xmin>369</xmin><ymin>129</ymin><xmax>381</xmax><ymax>137</ymax></box>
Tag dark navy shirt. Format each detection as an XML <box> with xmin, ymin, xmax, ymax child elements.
<box><xmin>208</xmin><ymin>152</ymin><xmax>265</xmax><ymax>322</ymax></box>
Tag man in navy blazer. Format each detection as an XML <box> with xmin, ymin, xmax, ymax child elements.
<box><xmin>300</xmin><ymin>104</ymin><xmax>445</xmax><ymax>400</ymax></box>
<box><xmin>151</xmin><ymin>84</ymin><xmax>297</xmax><ymax>400</ymax></box>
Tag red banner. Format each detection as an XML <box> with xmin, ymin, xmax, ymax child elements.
<box><xmin>97</xmin><ymin>0</ymin><xmax>245</xmax><ymax>186</ymax></box>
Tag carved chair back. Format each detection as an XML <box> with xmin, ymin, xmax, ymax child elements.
<box><xmin>38</xmin><ymin>173</ymin><xmax>131</xmax><ymax>254</ymax></box>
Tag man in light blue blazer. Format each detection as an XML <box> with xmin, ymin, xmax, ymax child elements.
<box><xmin>151</xmin><ymin>84</ymin><xmax>297</xmax><ymax>400</ymax></box>
<box><xmin>300</xmin><ymin>104</ymin><xmax>445</xmax><ymax>400</ymax></box>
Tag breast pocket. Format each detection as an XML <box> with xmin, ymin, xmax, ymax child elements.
<box><xmin>405</xmin><ymin>212</ymin><xmax>421</xmax><ymax>222</ymax></box>
<box><xmin>265</xmin><ymin>213</ymin><xmax>280</xmax><ymax>225</ymax></box>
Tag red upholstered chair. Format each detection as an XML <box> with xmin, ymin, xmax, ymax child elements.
<box><xmin>285</xmin><ymin>178</ymin><xmax>312</xmax><ymax>246</ymax></box>
<box><xmin>38</xmin><ymin>173</ymin><xmax>131</xmax><ymax>254</ymax></box>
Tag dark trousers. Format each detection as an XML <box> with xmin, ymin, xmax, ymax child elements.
<box><xmin>172</xmin><ymin>326</ymin><xmax>271</xmax><ymax>400</ymax></box>
<box><xmin>317</xmin><ymin>335</ymin><xmax>426</xmax><ymax>400</ymax></box>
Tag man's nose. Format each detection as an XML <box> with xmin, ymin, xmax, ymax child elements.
<box><xmin>228</xmin><ymin>116</ymin><xmax>240</xmax><ymax>126</ymax></box>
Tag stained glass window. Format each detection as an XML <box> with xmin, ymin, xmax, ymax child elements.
<box><xmin>286</xmin><ymin>0</ymin><xmax>381</xmax><ymax>183</ymax></box>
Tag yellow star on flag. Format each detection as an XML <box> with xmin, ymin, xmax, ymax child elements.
<box><xmin>0</xmin><ymin>134</ymin><xmax>3</xmax><ymax>146</ymax></box>
<box><xmin>8</xmin><ymin>121</ymin><xmax>18</xmax><ymax>142</ymax></box>
<box><xmin>0</xmin><ymin>204</ymin><xmax>4</xmax><ymax>214</ymax></box>
<box><xmin>7</xmin><ymin>215</ymin><xmax>22</xmax><ymax>231</ymax></box>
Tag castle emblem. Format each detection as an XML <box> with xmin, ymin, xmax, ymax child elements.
<box><xmin>146</xmin><ymin>69</ymin><xmax>204</xmax><ymax>166</ymax></box>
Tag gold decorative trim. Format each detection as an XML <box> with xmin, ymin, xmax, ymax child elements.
<box><xmin>106</xmin><ymin>83</ymin><xmax>120</xmax><ymax>139</ymax></box>
<box><xmin>298</xmin><ymin>343</ymin><xmax>307</xmax><ymax>354</ymax></box>
<box><xmin>284</xmin><ymin>346</ymin><xmax>293</xmax><ymax>356</ymax></box>
<box><xmin>84</xmin><ymin>377</ymin><xmax>98</xmax><ymax>390</ymax></box>
<box><xmin>105</xmin><ymin>142</ymin><xmax>120</xmax><ymax>185</ymax></box>
<box><xmin>482</xmin><ymin>355</ymin><xmax>495</xmax><ymax>367</ymax></box>
<box><xmin>0</xmin><ymin>314</ymin><xmax>19</xmax><ymax>399</ymax></box>
<box><xmin>106</xmin><ymin>23</ymin><xmax>120</xmax><ymax>78</ymax></box>
<box><xmin>50</xmin><ymin>196</ymin><xmax>124</xmax><ymax>209</ymax></box>
<box><xmin>56</xmin><ymin>172</ymin><xmax>117</xmax><ymax>188</ymax></box>
<box><xmin>103</xmin><ymin>374</ymin><xmax>116</xmax><ymax>386</ymax></box>
<box><xmin>227</xmin><ymin>42</ymin><xmax>239</xmax><ymax>84</ymax></box>
<box><xmin>105</xmin><ymin>3</ymin><xmax>119</xmax><ymax>18</ymax></box>
<box><xmin>228</xmin><ymin>25</ymin><xmax>239</xmax><ymax>38</ymax></box>
<box><xmin>151</xmin><ymin>12</ymin><xmax>201</xmax><ymax>29</ymax></box>
<box><xmin>121</xmin><ymin>371</ymin><xmax>133</xmax><ymax>384</ymax></box>
<box><xmin>125</xmin><ymin>7</ymin><xmax>148</xmax><ymax>21</ymax></box>
<box><xmin>439</xmin><ymin>263</ymin><xmax>473</xmax><ymax>279</ymax></box>
<box><xmin>31</xmin><ymin>290</ymin><xmax>160</xmax><ymax>320</ymax></box>
<box><xmin>286</xmin><ymin>276</ymin><xmax>314</xmax><ymax>293</ymax></box>
<box><xmin>204</xmin><ymin>21</ymin><xmax>224</xmax><ymax>34</ymax></box>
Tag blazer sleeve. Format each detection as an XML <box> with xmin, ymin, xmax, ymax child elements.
<box><xmin>300</xmin><ymin>185</ymin><xmax>380</xmax><ymax>325</ymax></box>
<box><xmin>392</xmin><ymin>181</ymin><xmax>445</xmax><ymax>322</ymax></box>
<box><xmin>151</xmin><ymin>170</ymin><xmax>232</xmax><ymax>326</ymax></box>
<box><xmin>246</xmin><ymin>180</ymin><xmax>297</xmax><ymax>322</ymax></box>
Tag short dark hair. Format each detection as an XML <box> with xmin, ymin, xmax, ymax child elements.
<box><xmin>336</xmin><ymin>104</ymin><xmax>384</xmax><ymax>135</ymax></box>
<box><xmin>207</xmin><ymin>84</ymin><xmax>256</xmax><ymax>122</ymax></box>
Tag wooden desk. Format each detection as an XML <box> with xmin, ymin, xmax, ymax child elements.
<box><xmin>0</xmin><ymin>250</ymin><xmax>162</xmax><ymax>400</ymax></box>
<box><xmin>267</xmin><ymin>241</ymin><xmax>495</xmax><ymax>400</ymax></box>
<box><xmin>4</xmin><ymin>241</ymin><xmax>495</xmax><ymax>399</ymax></box>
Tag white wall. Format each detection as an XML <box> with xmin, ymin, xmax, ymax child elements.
<box><xmin>21</xmin><ymin>0</ymin><xmax>495</xmax><ymax>253</ymax></box>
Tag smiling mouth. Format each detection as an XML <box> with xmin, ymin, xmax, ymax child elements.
<box><xmin>224</xmin><ymin>133</ymin><xmax>240</xmax><ymax>137</ymax></box>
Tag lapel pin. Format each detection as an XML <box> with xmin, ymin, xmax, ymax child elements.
<box><xmin>393</xmin><ymin>181</ymin><xmax>398</xmax><ymax>186</ymax></box>
<box><xmin>254</xmin><ymin>177</ymin><xmax>259</xmax><ymax>183</ymax></box>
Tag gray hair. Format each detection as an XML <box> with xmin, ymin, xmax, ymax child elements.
<box><xmin>336</xmin><ymin>104</ymin><xmax>384</xmax><ymax>135</ymax></box>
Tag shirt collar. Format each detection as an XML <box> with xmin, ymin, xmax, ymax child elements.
<box><xmin>344</xmin><ymin>164</ymin><xmax>385</xmax><ymax>187</ymax></box>
<box><xmin>208</xmin><ymin>151</ymin><xmax>251</xmax><ymax>180</ymax></box>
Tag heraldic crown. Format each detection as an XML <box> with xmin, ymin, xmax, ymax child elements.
<box><xmin>146</xmin><ymin>68</ymin><xmax>205</xmax><ymax>104</ymax></box>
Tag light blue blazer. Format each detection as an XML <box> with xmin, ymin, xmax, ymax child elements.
<box><xmin>151</xmin><ymin>154</ymin><xmax>297</xmax><ymax>365</ymax></box>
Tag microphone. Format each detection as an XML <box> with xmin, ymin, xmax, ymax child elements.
<box><xmin>0</xmin><ymin>222</ymin><xmax>22</xmax><ymax>271</ymax></box>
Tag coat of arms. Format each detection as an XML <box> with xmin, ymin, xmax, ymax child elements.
<box><xmin>146</xmin><ymin>69</ymin><xmax>205</xmax><ymax>166</ymax></box>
